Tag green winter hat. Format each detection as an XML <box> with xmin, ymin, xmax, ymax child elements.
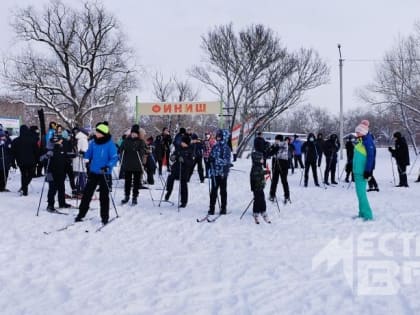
<box><xmin>96</xmin><ymin>123</ymin><xmax>109</xmax><ymax>135</ymax></box>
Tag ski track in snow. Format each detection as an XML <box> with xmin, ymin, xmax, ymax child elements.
<box><xmin>0</xmin><ymin>148</ymin><xmax>419</xmax><ymax>315</ymax></box>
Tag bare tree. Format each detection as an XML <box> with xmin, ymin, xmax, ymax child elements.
<box><xmin>190</xmin><ymin>24</ymin><xmax>329</xmax><ymax>156</ymax></box>
<box><xmin>360</xmin><ymin>26</ymin><xmax>420</xmax><ymax>153</ymax></box>
<box><xmin>273</xmin><ymin>104</ymin><xmax>337</xmax><ymax>135</ymax></box>
<box><xmin>2</xmin><ymin>0</ymin><xmax>136</xmax><ymax>128</ymax></box>
<box><xmin>152</xmin><ymin>72</ymin><xmax>173</xmax><ymax>102</ymax></box>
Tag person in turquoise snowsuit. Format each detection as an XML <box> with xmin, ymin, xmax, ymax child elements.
<box><xmin>353</xmin><ymin>121</ymin><xmax>374</xmax><ymax>220</ymax></box>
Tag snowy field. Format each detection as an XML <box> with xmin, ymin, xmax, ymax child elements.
<box><xmin>1</xmin><ymin>148</ymin><xmax>420</xmax><ymax>315</ymax></box>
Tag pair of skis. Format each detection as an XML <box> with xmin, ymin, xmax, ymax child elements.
<box><xmin>43</xmin><ymin>216</ymin><xmax>117</xmax><ymax>234</ymax></box>
<box><xmin>196</xmin><ymin>213</ymin><xmax>223</xmax><ymax>223</ymax></box>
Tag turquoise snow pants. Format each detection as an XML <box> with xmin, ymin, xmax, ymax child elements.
<box><xmin>354</xmin><ymin>174</ymin><xmax>373</xmax><ymax>220</ymax></box>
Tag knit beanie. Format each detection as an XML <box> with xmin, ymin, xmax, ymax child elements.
<box><xmin>130</xmin><ymin>124</ymin><xmax>140</xmax><ymax>135</ymax></box>
<box><xmin>355</xmin><ymin>120</ymin><xmax>369</xmax><ymax>136</ymax></box>
<box><xmin>96</xmin><ymin>123</ymin><xmax>109</xmax><ymax>135</ymax></box>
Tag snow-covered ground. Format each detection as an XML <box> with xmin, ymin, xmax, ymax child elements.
<box><xmin>1</xmin><ymin>148</ymin><xmax>420</xmax><ymax>315</ymax></box>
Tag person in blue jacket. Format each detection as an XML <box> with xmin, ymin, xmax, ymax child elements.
<box><xmin>292</xmin><ymin>134</ymin><xmax>304</xmax><ymax>169</ymax></box>
<box><xmin>353</xmin><ymin>120</ymin><xmax>375</xmax><ymax>220</ymax></box>
<box><xmin>75</xmin><ymin>123</ymin><xmax>118</xmax><ymax>224</ymax></box>
<box><xmin>207</xmin><ymin>129</ymin><xmax>232</xmax><ymax>215</ymax></box>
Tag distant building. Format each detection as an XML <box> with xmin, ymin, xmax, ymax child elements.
<box><xmin>0</xmin><ymin>98</ymin><xmax>59</xmax><ymax>135</ymax></box>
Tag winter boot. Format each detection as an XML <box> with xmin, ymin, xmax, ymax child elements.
<box><xmin>208</xmin><ymin>207</ymin><xmax>215</xmax><ymax>215</ymax></box>
<box><xmin>132</xmin><ymin>197</ymin><xmax>137</xmax><ymax>205</ymax></box>
<box><xmin>253</xmin><ymin>213</ymin><xmax>260</xmax><ymax>224</ymax></box>
<box><xmin>46</xmin><ymin>205</ymin><xmax>56</xmax><ymax>212</ymax></box>
<box><xmin>121</xmin><ymin>195</ymin><xmax>130</xmax><ymax>204</ymax></box>
<box><xmin>220</xmin><ymin>207</ymin><xmax>227</xmax><ymax>215</ymax></box>
<box><xmin>262</xmin><ymin>212</ymin><xmax>271</xmax><ymax>224</ymax></box>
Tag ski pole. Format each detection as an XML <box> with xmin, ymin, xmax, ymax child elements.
<box><xmin>390</xmin><ymin>154</ymin><xmax>396</xmax><ymax>185</ymax></box>
<box><xmin>177</xmin><ymin>157</ymin><xmax>182</xmax><ymax>212</ymax></box>
<box><xmin>267</xmin><ymin>164</ymin><xmax>281</xmax><ymax>215</ymax></box>
<box><xmin>102</xmin><ymin>170</ymin><xmax>119</xmax><ymax>217</ymax></box>
<box><xmin>158</xmin><ymin>174</ymin><xmax>169</xmax><ymax>207</ymax></box>
<box><xmin>1</xmin><ymin>146</ymin><xmax>7</xmax><ymax>189</ymax></box>
<box><xmin>137</xmin><ymin>151</ymin><xmax>155</xmax><ymax>206</ymax></box>
<box><xmin>36</xmin><ymin>157</ymin><xmax>51</xmax><ymax>216</ymax></box>
<box><xmin>240</xmin><ymin>198</ymin><xmax>254</xmax><ymax>220</ymax></box>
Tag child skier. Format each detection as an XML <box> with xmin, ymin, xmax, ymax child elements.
<box><xmin>250</xmin><ymin>151</ymin><xmax>270</xmax><ymax>224</ymax></box>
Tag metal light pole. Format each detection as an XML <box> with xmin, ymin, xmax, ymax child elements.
<box><xmin>338</xmin><ymin>44</ymin><xmax>344</xmax><ymax>160</ymax></box>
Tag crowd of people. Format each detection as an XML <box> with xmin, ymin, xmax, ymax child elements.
<box><xmin>0</xmin><ymin>118</ymin><xmax>416</xmax><ymax>224</ymax></box>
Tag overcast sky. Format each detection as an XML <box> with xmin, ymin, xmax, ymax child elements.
<box><xmin>1</xmin><ymin>0</ymin><xmax>420</xmax><ymax>115</ymax></box>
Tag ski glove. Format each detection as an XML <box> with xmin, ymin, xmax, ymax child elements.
<box><xmin>100</xmin><ymin>166</ymin><xmax>109</xmax><ymax>173</ymax></box>
<box><xmin>363</xmin><ymin>171</ymin><xmax>372</xmax><ymax>180</ymax></box>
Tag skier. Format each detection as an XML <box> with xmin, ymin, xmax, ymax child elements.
<box><xmin>165</xmin><ymin>128</ymin><xmax>193</xmax><ymax>208</ymax></box>
<box><xmin>353</xmin><ymin>120</ymin><xmax>374</xmax><ymax>220</ymax></box>
<box><xmin>154</xmin><ymin>127</ymin><xmax>172</xmax><ymax>175</ymax></box>
<box><xmin>43</xmin><ymin>131</ymin><xmax>73</xmax><ymax>211</ymax></box>
<box><xmin>75</xmin><ymin>123</ymin><xmax>118</xmax><ymax>224</ymax></box>
<box><xmin>268</xmin><ymin>134</ymin><xmax>290</xmax><ymax>202</ymax></box>
<box><xmin>254</xmin><ymin>131</ymin><xmax>270</xmax><ymax>166</ymax></box>
<box><xmin>11</xmin><ymin>125</ymin><xmax>39</xmax><ymax>196</ymax></box>
<box><xmin>72</xmin><ymin>127</ymin><xmax>90</xmax><ymax>198</ymax></box>
<box><xmin>145</xmin><ymin>135</ymin><xmax>156</xmax><ymax>185</ymax></box>
<box><xmin>285</xmin><ymin>137</ymin><xmax>295</xmax><ymax>174</ymax></box>
<box><xmin>323</xmin><ymin>134</ymin><xmax>340</xmax><ymax>185</ymax></box>
<box><xmin>119</xmin><ymin>125</ymin><xmax>147</xmax><ymax>205</ymax></box>
<box><xmin>301</xmin><ymin>132</ymin><xmax>320</xmax><ymax>187</ymax></box>
<box><xmin>344</xmin><ymin>135</ymin><xmax>354</xmax><ymax>183</ymax></box>
<box><xmin>45</xmin><ymin>121</ymin><xmax>57</xmax><ymax>143</ymax></box>
<box><xmin>389</xmin><ymin>131</ymin><xmax>410</xmax><ymax>187</ymax></box>
<box><xmin>189</xmin><ymin>131</ymin><xmax>205</xmax><ymax>183</ymax></box>
<box><xmin>250</xmin><ymin>151</ymin><xmax>270</xmax><ymax>224</ymax></box>
<box><xmin>207</xmin><ymin>129</ymin><xmax>232</xmax><ymax>215</ymax></box>
<box><xmin>0</xmin><ymin>129</ymin><xmax>13</xmax><ymax>192</ymax></box>
<box><xmin>203</xmin><ymin>132</ymin><xmax>216</xmax><ymax>178</ymax></box>
<box><xmin>292</xmin><ymin>134</ymin><xmax>304</xmax><ymax>169</ymax></box>
<box><xmin>29</xmin><ymin>126</ymin><xmax>43</xmax><ymax>177</ymax></box>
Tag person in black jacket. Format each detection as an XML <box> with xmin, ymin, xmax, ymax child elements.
<box><xmin>29</xmin><ymin>126</ymin><xmax>43</xmax><ymax>177</ymax></box>
<box><xmin>165</xmin><ymin>130</ymin><xmax>193</xmax><ymax>207</ymax></box>
<box><xmin>43</xmin><ymin>132</ymin><xmax>72</xmax><ymax>211</ymax></box>
<box><xmin>250</xmin><ymin>151</ymin><xmax>269</xmax><ymax>223</ymax></box>
<box><xmin>323</xmin><ymin>133</ymin><xmax>340</xmax><ymax>185</ymax></box>
<box><xmin>154</xmin><ymin>127</ymin><xmax>172</xmax><ymax>176</ymax></box>
<box><xmin>302</xmin><ymin>133</ymin><xmax>320</xmax><ymax>187</ymax></box>
<box><xmin>0</xmin><ymin>129</ymin><xmax>13</xmax><ymax>192</ymax></box>
<box><xmin>11</xmin><ymin>125</ymin><xmax>40</xmax><ymax>196</ymax></box>
<box><xmin>119</xmin><ymin>125</ymin><xmax>147</xmax><ymax>205</ymax></box>
<box><xmin>269</xmin><ymin>134</ymin><xmax>290</xmax><ymax>202</ymax></box>
<box><xmin>254</xmin><ymin>131</ymin><xmax>270</xmax><ymax>166</ymax></box>
<box><xmin>344</xmin><ymin>135</ymin><xmax>354</xmax><ymax>183</ymax></box>
<box><xmin>189</xmin><ymin>132</ymin><xmax>205</xmax><ymax>183</ymax></box>
<box><xmin>389</xmin><ymin>131</ymin><xmax>410</xmax><ymax>187</ymax></box>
